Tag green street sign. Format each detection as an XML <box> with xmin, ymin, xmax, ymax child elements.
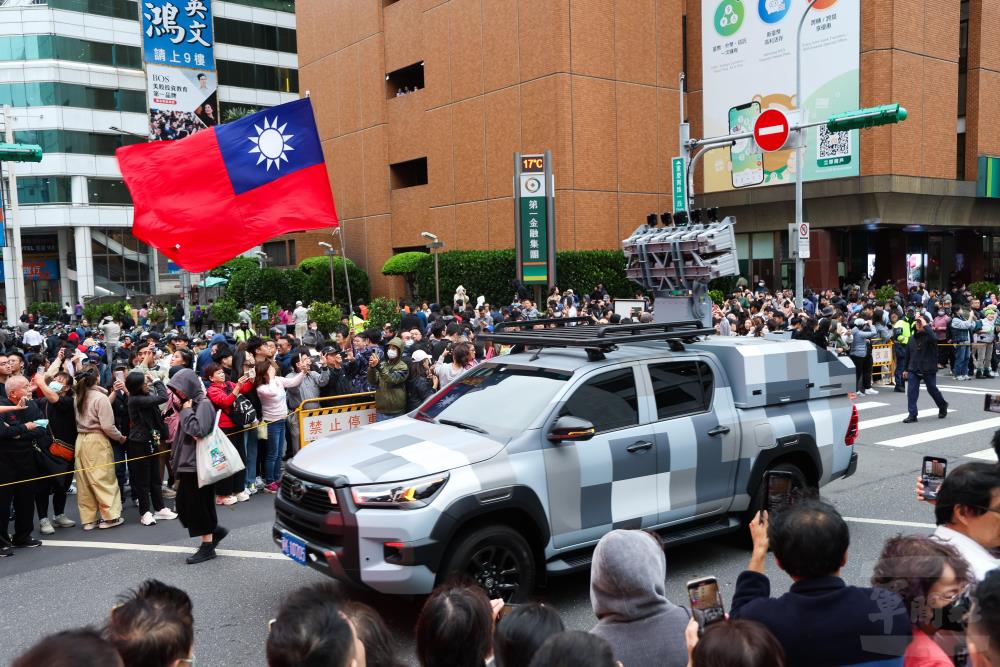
<box><xmin>515</xmin><ymin>152</ymin><xmax>555</xmax><ymax>286</ymax></box>
<box><xmin>672</xmin><ymin>156</ymin><xmax>687</xmax><ymax>212</ymax></box>
<box><xmin>519</xmin><ymin>196</ymin><xmax>548</xmax><ymax>283</ymax></box>
<box><xmin>826</xmin><ymin>104</ymin><xmax>907</xmax><ymax>133</ymax></box>
<box><xmin>0</xmin><ymin>143</ymin><xmax>43</xmax><ymax>163</ymax></box>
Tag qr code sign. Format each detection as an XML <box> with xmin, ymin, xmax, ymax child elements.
<box><xmin>817</xmin><ymin>125</ymin><xmax>852</xmax><ymax>167</ymax></box>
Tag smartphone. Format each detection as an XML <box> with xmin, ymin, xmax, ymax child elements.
<box><xmin>764</xmin><ymin>470</ymin><xmax>795</xmax><ymax>515</ymax></box>
<box><xmin>114</xmin><ymin>370</ymin><xmax>125</xmax><ymax>383</ymax></box>
<box><xmin>687</xmin><ymin>577</ymin><xmax>726</xmax><ymax>631</ymax></box>
<box><xmin>248</xmin><ymin>368</ymin><xmax>256</xmax><ymax>379</ymax></box>
<box><xmin>728</xmin><ymin>102</ymin><xmax>764</xmax><ymax>188</ymax></box>
<box><xmin>33</xmin><ymin>419</ymin><xmax>49</xmax><ymax>428</ymax></box>
<box><xmin>922</xmin><ymin>456</ymin><xmax>947</xmax><ymax>501</ymax></box>
<box><xmin>984</xmin><ymin>394</ymin><xmax>1000</xmax><ymax>413</ymax></box>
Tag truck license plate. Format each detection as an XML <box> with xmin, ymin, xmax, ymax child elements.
<box><xmin>280</xmin><ymin>531</ymin><xmax>307</xmax><ymax>565</ymax></box>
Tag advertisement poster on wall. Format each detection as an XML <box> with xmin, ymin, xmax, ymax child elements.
<box><xmin>701</xmin><ymin>0</ymin><xmax>860</xmax><ymax>193</ymax></box>
<box><xmin>140</xmin><ymin>0</ymin><xmax>218</xmax><ymax>141</ymax></box>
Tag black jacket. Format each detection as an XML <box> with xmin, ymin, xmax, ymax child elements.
<box><xmin>906</xmin><ymin>330</ymin><xmax>939</xmax><ymax>375</ymax></box>
<box><xmin>127</xmin><ymin>380</ymin><xmax>168</xmax><ymax>447</ymax></box>
<box><xmin>0</xmin><ymin>395</ymin><xmax>50</xmax><ymax>454</ymax></box>
<box><xmin>731</xmin><ymin>571</ymin><xmax>910</xmax><ymax>667</ymax></box>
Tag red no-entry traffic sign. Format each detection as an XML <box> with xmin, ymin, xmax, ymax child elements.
<box><xmin>753</xmin><ymin>109</ymin><xmax>790</xmax><ymax>152</ymax></box>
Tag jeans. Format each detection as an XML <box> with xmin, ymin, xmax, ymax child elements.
<box><xmin>244</xmin><ymin>427</ymin><xmax>259</xmax><ymax>488</ymax></box>
<box><xmin>265</xmin><ymin>420</ymin><xmax>287</xmax><ymax>484</ymax></box>
<box><xmin>954</xmin><ymin>344</ymin><xmax>971</xmax><ymax>377</ymax></box>
<box><xmin>906</xmin><ymin>371</ymin><xmax>948</xmax><ymax>418</ymax></box>
<box><xmin>111</xmin><ymin>439</ymin><xmax>128</xmax><ymax>497</ymax></box>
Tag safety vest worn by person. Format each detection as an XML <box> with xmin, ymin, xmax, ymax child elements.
<box><xmin>894</xmin><ymin>319</ymin><xmax>912</xmax><ymax>346</ymax></box>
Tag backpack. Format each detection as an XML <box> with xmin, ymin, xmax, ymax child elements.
<box><xmin>229</xmin><ymin>393</ymin><xmax>258</xmax><ymax>428</ymax></box>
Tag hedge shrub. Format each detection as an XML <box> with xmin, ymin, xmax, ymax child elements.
<box><xmin>308</xmin><ymin>301</ymin><xmax>342</xmax><ymax>335</ymax></box>
<box><xmin>364</xmin><ymin>297</ymin><xmax>401</xmax><ymax>334</ymax></box>
<box><xmin>31</xmin><ymin>302</ymin><xmax>62</xmax><ymax>320</ymax></box>
<box><xmin>382</xmin><ymin>252</ymin><xmax>427</xmax><ymax>275</ymax></box>
<box><xmin>968</xmin><ymin>281</ymin><xmax>999</xmax><ymax>300</ymax></box>
<box><xmin>409</xmin><ymin>249</ymin><xmax>632</xmax><ymax>306</ymax></box>
<box><xmin>299</xmin><ymin>256</ymin><xmax>371</xmax><ymax>308</ymax></box>
<box><xmin>209</xmin><ymin>297</ymin><xmax>240</xmax><ymax>328</ymax></box>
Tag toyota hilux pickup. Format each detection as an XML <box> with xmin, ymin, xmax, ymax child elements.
<box><xmin>273</xmin><ymin>320</ymin><xmax>859</xmax><ymax>601</ymax></box>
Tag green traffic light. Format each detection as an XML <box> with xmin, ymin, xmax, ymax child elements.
<box><xmin>826</xmin><ymin>104</ymin><xmax>908</xmax><ymax>133</ymax></box>
<box><xmin>0</xmin><ymin>143</ymin><xmax>43</xmax><ymax>163</ymax></box>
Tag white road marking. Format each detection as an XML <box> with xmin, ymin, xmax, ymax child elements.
<box><xmin>966</xmin><ymin>448</ymin><xmax>999</xmax><ymax>462</ymax></box>
<box><xmin>853</xmin><ymin>402</ymin><xmax>889</xmax><ymax>411</ymax></box>
<box><xmin>875</xmin><ymin>416</ymin><xmax>1000</xmax><ymax>448</ymax></box>
<box><xmin>37</xmin><ymin>540</ymin><xmax>288</xmax><ymax>560</ymax></box>
<box><xmin>843</xmin><ymin>516</ymin><xmax>934</xmax><ymax>529</ymax></box>
<box><xmin>937</xmin><ymin>384</ymin><xmax>995</xmax><ymax>394</ymax></box>
<box><xmin>858</xmin><ymin>408</ymin><xmax>955</xmax><ymax>430</ymax></box>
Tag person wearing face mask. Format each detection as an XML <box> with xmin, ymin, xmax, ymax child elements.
<box><xmin>871</xmin><ymin>535</ymin><xmax>973</xmax><ymax>667</ymax></box>
<box><xmin>367</xmin><ymin>337</ymin><xmax>409</xmax><ymax>422</ymax></box>
<box><xmin>973</xmin><ymin>307</ymin><xmax>997</xmax><ymax>379</ymax></box>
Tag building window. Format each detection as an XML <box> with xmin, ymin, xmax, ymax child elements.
<box><xmin>14</xmin><ymin>129</ymin><xmax>143</xmax><ymax>157</ymax></box>
<box><xmin>0</xmin><ymin>82</ymin><xmax>145</xmax><ymax>113</ymax></box>
<box><xmin>215</xmin><ymin>17</ymin><xmax>297</xmax><ymax>54</ymax></box>
<box><xmin>0</xmin><ymin>35</ymin><xmax>141</xmax><ymax>69</ymax></box>
<box><xmin>47</xmin><ymin>0</ymin><xmax>139</xmax><ymax>20</ymax></box>
<box><xmin>386</xmin><ymin>62</ymin><xmax>424</xmax><ymax>99</ymax></box>
<box><xmin>217</xmin><ymin>60</ymin><xmax>299</xmax><ymax>93</ymax></box>
<box><xmin>224</xmin><ymin>0</ymin><xmax>294</xmax><ymax>11</ymax></box>
<box><xmin>262</xmin><ymin>240</ymin><xmax>296</xmax><ymax>267</ymax></box>
<box><xmin>9</xmin><ymin>176</ymin><xmax>73</xmax><ymax>205</ymax></box>
<box><xmin>390</xmin><ymin>157</ymin><xmax>428</xmax><ymax>190</ymax></box>
<box><xmin>88</xmin><ymin>178</ymin><xmax>132</xmax><ymax>205</ymax></box>
<box><xmin>91</xmin><ymin>227</ymin><xmax>152</xmax><ymax>295</ymax></box>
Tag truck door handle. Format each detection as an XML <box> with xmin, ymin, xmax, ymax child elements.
<box><xmin>707</xmin><ymin>425</ymin><xmax>730</xmax><ymax>437</ymax></box>
<box><xmin>626</xmin><ymin>441</ymin><xmax>654</xmax><ymax>453</ymax></box>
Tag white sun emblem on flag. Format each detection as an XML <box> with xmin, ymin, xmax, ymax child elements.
<box><xmin>248</xmin><ymin>115</ymin><xmax>294</xmax><ymax>171</ymax></box>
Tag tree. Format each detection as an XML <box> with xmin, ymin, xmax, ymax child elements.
<box><xmin>210</xmin><ymin>297</ymin><xmax>239</xmax><ymax>329</ymax></box>
<box><xmin>298</xmin><ymin>255</ymin><xmax>371</xmax><ymax>308</ymax></box>
<box><xmin>208</xmin><ymin>256</ymin><xmax>258</xmax><ymax>281</ymax></box>
<box><xmin>382</xmin><ymin>252</ymin><xmax>427</xmax><ymax>301</ymax></box>
<box><xmin>363</xmin><ymin>297</ymin><xmax>401</xmax><ymax>334</ymax></box>
<box><xmin>308</xmin><ymin>301</ymin><xmax>342</xmax><ymax>335</ymax></box>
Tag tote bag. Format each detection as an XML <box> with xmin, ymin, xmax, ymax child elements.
<box><xmin>196</xmin><ymin>412</ymin><xmax>246</xmax><ymax>488</ymax></box>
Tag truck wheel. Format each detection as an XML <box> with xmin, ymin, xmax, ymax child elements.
<box><xmin>439</xmin><ymin>525</ymin><xmax>536</xmax><ymax>602</ymax></box>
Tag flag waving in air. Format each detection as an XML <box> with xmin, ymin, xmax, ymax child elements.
<box><xmin>116</xmin><ymin>98</ymin><xmax>338</xmax><ymax>272</ymax></box>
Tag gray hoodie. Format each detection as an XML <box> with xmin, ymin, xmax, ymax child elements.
<box><xmin>168</xmin><ymin>368</ymin><xmax>217</xmax><ymax>474</ymax></box>
<box><xmin>589</xmin><ymin>530</ymin><xmax>689</xmax><ymax>667</ymax></box>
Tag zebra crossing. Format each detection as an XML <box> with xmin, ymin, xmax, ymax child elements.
<box><xmin>854</xmin><ymin>381</ymin><xmax>1000</xmax><ymax>458</ymax></box>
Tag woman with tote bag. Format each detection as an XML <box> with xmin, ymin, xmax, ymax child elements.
<box><xmin>167</xmin><ymin>368</ymin><xmax>229</xmax><ymax>565</ymax></box>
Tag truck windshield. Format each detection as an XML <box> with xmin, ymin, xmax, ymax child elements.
<box><xmin>416</xmin><ymin>364</ymin><xmax>571</xmax><ymax>437</ymax></box>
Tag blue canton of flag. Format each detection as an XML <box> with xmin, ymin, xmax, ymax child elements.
<box><xmin>215</xmin><ymin>98</ymin><xmax>326</xmax><ymax>196</ymax></box>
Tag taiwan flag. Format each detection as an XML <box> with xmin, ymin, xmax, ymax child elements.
<box><xmin>116</xmin><ymin>98</ymin><xmax>338</xmax><ymax>272</ymax></box>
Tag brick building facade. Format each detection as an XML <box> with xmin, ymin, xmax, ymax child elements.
<box><xmin>286</xmin><ymin>0</ymin><xmax>1000</xmax><ymax>299</ymax></box>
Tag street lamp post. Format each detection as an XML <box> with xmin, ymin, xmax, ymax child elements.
<box><xmin>332</xmin><ymin>227</ymin><xmax>352</xmax><ymax>314</ymax></box>
<box><xmin>421</xmin><ymin>231</ymin><xmax>444</xmax><ymax>306</ymax></box>
<box><xmin>793</xmin><ymin>0</ymin><xmax>821</xmax><ymax>309</ymax></box>
<box><xmin>318</xmin><ymin>241</ymin><xmax>336</xmax><ymax>303</ymax></box>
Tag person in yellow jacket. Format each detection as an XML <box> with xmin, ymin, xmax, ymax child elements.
<box><xmin>890</xmin><ymin>310</ymin><xmax>912</xmax><ymax>392</ymax></box>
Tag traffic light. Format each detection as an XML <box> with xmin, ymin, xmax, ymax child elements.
<box><xmin>0</xmin><ymin>143</ymin><xmax>43</xmax><ymax>163</ymax></box>
<box><xmin>826</xmin><ymin>104</ymin><xmax>908</xmax><ymax>133</ymax></box>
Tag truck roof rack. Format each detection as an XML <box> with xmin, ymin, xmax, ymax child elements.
<box><xmin>480</xmin><ymin>319</ymin><xmax>715</xmax><ymax>361</ymax></box>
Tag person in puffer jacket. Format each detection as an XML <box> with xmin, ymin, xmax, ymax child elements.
<box><xmin>973</xmin><ymin>308</ymin><xmax>998</xmax><ymax>379</ymax></box>
<box><xmin>367</xmin><ymin>337</ymin><xmax>409</xmax><ymax>421</ymax></box>
<box><xmin>849</xmin><ymin>319</ymin><xmax>878</xmax><ymax>394</ymax></box>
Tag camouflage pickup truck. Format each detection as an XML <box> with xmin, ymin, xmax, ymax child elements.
<box><xmin>273</xmin><ymin>321</ymin><xmax>859</xmax><ymax>601</ymax></box>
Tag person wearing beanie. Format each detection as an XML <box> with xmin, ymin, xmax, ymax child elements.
<box><xmin>589</xmin><ymin>529</ymin><xmax>689</xmax><ymax>667</ymax></box>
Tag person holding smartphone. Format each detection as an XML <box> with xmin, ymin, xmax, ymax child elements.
<box><xmin>902</xmin><ymin>315</ymin><xmax>949</xmax><ymax>424</ymax></box>
<box><xmin>205</xmin><ymin>362</ymin><xmax>254</xmax><ymax>505</ymax></box>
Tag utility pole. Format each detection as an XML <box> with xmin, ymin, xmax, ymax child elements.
<box><xmin>2</xmin><ymin>105</ymin><xmax>28</xmax><ymax>325</ymax></box>
<box><xmin>793</xmin><ymin>0</ymin><xmax>821</xmax><ymax>309</ymax></box>
<box><xmin>318</xmin><ymin>241</ymin><xmax>336</xmax><ymax>303</ymax></box>
<box><xmin>333</xmin><ymin>227</ymin><xmax>352</xmax><ymax>314</ymax></box>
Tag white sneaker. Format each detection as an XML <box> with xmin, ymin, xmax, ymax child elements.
<box><xmin>236</xmin><ymin>490</ymin><xmax>251</xmax><ymax>502</ymax></box>
<box><xmin>53</xmin><ymin>514</ymin><xmax>75</xmax><ymax>528</ymax></box>
<box><xmin>217</xmin><ymin>495</ymin><xmax>237</xmax><ymax>506</ymax></box>
<box><xmin>82</xmin><ymin>522</ymin><xmax>98</xmax><ymax>531</ymax></box>
<box><xmin>864</xmin><ymin>388</ymin><xmax>879</xmax><ymax>395</ymax></box>
<box><xmin>255</xmin><ymin>476</ymin><xmax>265</xmax><ymax>489</ymax></box>
<box><xmin>247</xmin><ymin>483</ymin><xmax>258</xmax><ymax>495</ymax></box>
<box><xmin>39</xmin><ymin>518</ymin><xmax>54</xmax><ymax>535</ymax></box>
<box><xmin>154</xmin><ymin>508</ymin><xmax>178</xmax><ymax>520</ymax></box>
<box><xmin>67</xmin><ymin>484</ymin><xmax>77</xmax><ymax>495</ymax></box>
<box><xmin>140</xmin><ymin>512</ymin><xmax>157</xmax><ymax>526</ymax></box>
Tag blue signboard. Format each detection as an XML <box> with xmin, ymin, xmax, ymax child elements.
<box><xmin>141</xmin><ymin>0</ymin><xmax>215</xmax><ymax>71</ymax></box>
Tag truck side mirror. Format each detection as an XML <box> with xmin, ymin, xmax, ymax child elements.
<box><xmin>547</xmin><ymin>416</ymin><xmax>596</xmax><ymax>443</ymax></box>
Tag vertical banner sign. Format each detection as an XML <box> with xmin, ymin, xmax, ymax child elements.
<box><xmin>514</xmin><ymin>151</ymin><xmax>556</xmax><ymax>286</ymax></box>
<box><xmin>701</xmin><ymin>0</ymin><xmax>860</xmax><ymax>193</ymax></box>
<box><xmin>672</xmin><ymin>157</ymin><xmax>688</xmax><ymax>212</ymax></box>
<box><xmin>140</xmin><ymin>1</ymin><xmax>218</xmax><ymax>140</ymax></box>
<box><xmin>0</xmin><ymin>164</ymin><xmax>6</xmax><ymax>249</ymax></box>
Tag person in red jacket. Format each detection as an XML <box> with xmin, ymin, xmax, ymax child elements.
<box><xmin>204</xmin><ymin>362</ymin><xmax>253</xmax><ymax>506</ymax></box>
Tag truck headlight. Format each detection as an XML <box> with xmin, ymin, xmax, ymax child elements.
<box><xmin>351</xmin><ymin>473</ymin><xmax>449</xmax><ymax>509</ymax></box>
